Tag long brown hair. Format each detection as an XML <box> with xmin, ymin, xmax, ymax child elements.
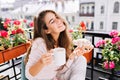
<box><xmin>25</xmin><ymin>10</ymin><xmax>72</xmax><ymax>64</ymax></box>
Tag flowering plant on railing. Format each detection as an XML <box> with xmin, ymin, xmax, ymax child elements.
<box><xmin>0</xmin><ymin>18</ymin><xmax>28</xmax><ymax>50</ymax></box>
<box><xmin>69</xmin><ymin>22</ymin><xmax>94</xmax><ymax>63</ymax></box>
<box><xmin>95</xmin><ymin>30</ymin><xmax>120</xmax><ymax>71</ymax></box>
<box><xmin>69</xmin><ymin>21</ymin><xmax>86</xmax><ymax>40</ymax></box>
<box><xmin>0</xmin><ymin>30</ymin><xmax>12</xmax><ymax>50</ymax></box>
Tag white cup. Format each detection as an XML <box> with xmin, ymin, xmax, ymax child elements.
<box><xmin>53</xmin><ymin>47</ymin><xmax>66</xmax><ymax>66</ymax></box>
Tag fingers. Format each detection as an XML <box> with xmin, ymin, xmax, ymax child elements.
<box><xmin>73</xmin><ymin>49</ymin><xmax>84</xmax><ymax>56</ymax></box>
<box><xmin>48</xmin><ymin>49</ymin><xmax>54</xmax><ymax>55</ymax></box>
<box><xmin>40</xmin><ymin>50</ymin><xmax>54</xmax><ymax>66</ymax></box>
<box><xmin>42</xmin><ymin>55</ymin><xmax>53</xmax><ymax>65</ymax></box>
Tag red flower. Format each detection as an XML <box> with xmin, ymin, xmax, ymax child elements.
<box><xmin>16</xmin><ymin>28</ymin><xmax>24</xmax><ymax>34</ymax></box>
<box><xmin>12</xmin><ymin>30</ymin><xmax>16</xmax><ymax>35</ymax></box>
<box><xmin>3</xmin><ymin>22</ymin><xmax>9</xmax><ymax>29</ymax></box>
<box><xmin>0</xmin><ymin>30</ymin><xmax>8</xmax><ymax>38</ymax></box>
<box><xmin>80</xmin><ymin>21</ymin><xmax>86</xmax><ymax>31</ymax></box>
<box><xmin>29</xmin><ymin>21</ymin><xmax>34</xmax><ymax>27</ymax></box>
<box><xmin>13</xmin><ymin>20</ymin><xmax>21</xmax><ymax>25</ymax></box>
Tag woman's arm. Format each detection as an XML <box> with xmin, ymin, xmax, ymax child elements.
<box><xmin>29</xmin><ymin>59</ymin><xmax>44</xmax><ymax>76</ymax></box>
<box><xmin>29</xmin><ymin>52</ymin><xmax>53</xmax><ymax>76</ymax></box>
<box><xmin>25</xmin><ymin>38</ymin><xmax>53</xmax><ymax>79</ymax></box>
<box><xmin>69</xmin><ymin>56</ymin><xmax>87</xmax><ymax>80</ymax></box>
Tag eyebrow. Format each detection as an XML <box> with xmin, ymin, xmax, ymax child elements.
<box><xmin>49</xmin><ymin>18</ymin><xmax>54</xmax><ymax>24</ymax></box>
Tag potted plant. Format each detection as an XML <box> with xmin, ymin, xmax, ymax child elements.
<box><xmin>0</xmin><ymin>18</ymin><xmax>31</xmax><ymax>63</ymax></box>
<box><xmin>95</xmin><ymin>30</ymin><xmax>120</xmax><ymax>79</ymax></box>
<box><xmin>69</xmin><ymin>22</ymin><xmax>94</xmax><ymax>63</ymax></box>
<box><xmin>96</xmin><ymin>30</ymin><xmax>120</xmax><ymax>71</ymax></box>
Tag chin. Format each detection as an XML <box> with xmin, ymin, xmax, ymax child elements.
<box><xmin>60</xmin><ymin>27</ymin><xmax>65</xmax><ymax>32</ymax></box>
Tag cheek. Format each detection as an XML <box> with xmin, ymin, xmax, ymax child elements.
<box><xmin>48</xmin><ymin>25</ymin><xmax>57</xmax><ymax>32</ymax></box>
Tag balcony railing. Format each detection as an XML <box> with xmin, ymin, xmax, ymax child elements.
<box><xmin>0</xmin><ymin>31</ymin><xmax>120</xmax><ymax>80</ymax></box>
<box><xmin>84</xmin><ymin>31</ymin><xmax>120</xmax><ymax>80</ymax></box>
<box><xmin>79</xmin><ymin>13</ymin><xmax>94</xmax><ymax>17</ymax></box>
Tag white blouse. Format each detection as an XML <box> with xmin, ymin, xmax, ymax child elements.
<box><xmin>25</xmin><ymin>38</ymin><xmax>87</xmax><ymax>80</ymax></box>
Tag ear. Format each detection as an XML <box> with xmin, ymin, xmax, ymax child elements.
<box><xmin>45</xmin><ymin>30</ymin><xmax>51</xmax><ymax>34</ymax></box>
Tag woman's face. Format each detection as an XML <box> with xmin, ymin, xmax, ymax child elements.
<box><xmin>44</xmin><ymin>12</ymin><xmax>66</xmax><ymax>35</ymax></box>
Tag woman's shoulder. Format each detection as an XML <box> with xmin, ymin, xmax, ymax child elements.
<box><xmin>32</xmin><ymin>37</ymin><xmax>45</xmax><ymax>44</ymax></box>
<box><xmin>32</xmin><ymin>37</ymin><xmax>46</xmax><ymax>47</ymax></box>
<box><xmin>34</xmin><ymin>37</ymin><xmax>44</xmax><ymax>42</ymax></box>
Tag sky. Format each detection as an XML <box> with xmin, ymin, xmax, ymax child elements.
<box><xmin>0</xmin><ymin>0</ymin><xmax>15</xmax><ymax>3</ymax></box>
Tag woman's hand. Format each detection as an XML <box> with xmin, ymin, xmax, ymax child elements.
<box><xmin>69</xmin><ymin>47</ymin><xmax>85</xmax><ymax>60</ymax></box>
<box><xmin>39</xmin><ymin>50</ymin><xmax>53</xmax><ymax>66</ymax></box>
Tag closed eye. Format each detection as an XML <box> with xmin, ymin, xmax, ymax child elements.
<box><xmin>50</xmin><ymin>20</ymin><xmax>55</xmax><ymax>24</ymax></box>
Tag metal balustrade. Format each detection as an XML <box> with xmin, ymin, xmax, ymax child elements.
<box><xmin>0</xmin><ymin>31</ymin><xmax>120</xmax><ymax>80</ymax></box>
<box><xmin>84</xmin><ymin>31</ymin><xmax>120</xmax><ymax>80</ymax></box>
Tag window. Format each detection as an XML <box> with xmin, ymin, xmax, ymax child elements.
<box><xmin>72</xmin><ymin>16</ymin><xmax>75</xmax><ymax>22</ymax></box>
<box><xmin>66</xmin><ymin>16</ymin><xmax>68</xmax><ymax>21</ymax></box>
<box><xmin>112</xmin><ymin>22</ymin><xmax>118</xmax><ymax>30</ymax></box>
<box><xmin>86</xmin><ymin>22</ymin><xmax>89</xmax><ymax>28</ymax></box>
<box><xmin>113</xmin><ymin>2</ymin><xmax>119</xmax><ymax>13</ymax></box>
<box><xmin>25</xmin><ymin>16</ymin><xmax>32</xmax><ymax>20</ymax></box>
<box><xmin>101</xmin><ymin>6</ymin><xmax>104</xmax><ymax>14</ymax></box>
<box><xmin>87</xmin><ymin>6</ymin><xmax>89</xmax><ymax>13</ymax></box>
<box><xmin>91</xmin><ymin>21</ymin><xmax>94</xmax><ymax>30</ymax></box>
<box><xmin>82</xmin><ymin>6</ymin><xmax>84</xmax><ymax>13</ymax></box>
<box><xmin>100</xmin><ymin>22</ymin><xmax>104</xmax><ymax>29</ymax></box>
<box><xmin>92</xmin><ymin>6</ymin><xmax>94</xmax><ymax>13</ymax></box>
<box><xmin>61</xmin><ymin>1</ymin><xmax>65</xmax><ymax>11</ymax></box>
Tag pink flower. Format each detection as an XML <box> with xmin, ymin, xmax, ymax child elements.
<box><xmin>13</xmin><ymin>20</ymin><xmax>21</xmax><ymax>25</ymax></box>
<box><xmin>109</xmin><ymin>30</ymin><xmax>119</xmax><ymax>37</ymax></box>
<box><xmin>0</xmin><ymin>30</ymin><xmax>8</xmax><ymax>38</ymax></box>
<box><xmin>29</xmin><ymin>21</ymin><xmax>34</xmax><ymax>27</ymax></box>
<box><xmin>118</xmin><ymin>46</ymin><xmax>120</xmax><ymax>50</ymax></box>
<box><xmin>111</xmin><ymin>37</ymin><xmax>120</xmax><ymax>44</ymax></box>
<box><xmin>23</xmin><ymin>19</ymin><xmax>27</xmax><ymax>23</ymax></box>
<box><xmin>69</xmin><ymin>29</ymin><xmax>73</xmax><ymax>33</ymax></box>
<box><xmin>95</xmin><ymin>40</ymin><xmax>106</xmax><ymax>47</ymax></box>
<box><xmin>109</xmin><ymin>61</ymin><xmax>115</xmax><ymax>69</ymax></box>
<box><xmin>103</xmin><ymin>61</ymin><xmax>109</xmax><ymax>69</ymax></box>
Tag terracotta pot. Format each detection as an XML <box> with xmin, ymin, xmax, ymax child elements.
<box><xmin>83</xmin><ymin>49</ymin><xmax>92</xmax><ymax>63</ymax></box>
<box><xmin>0</xmin><ymin>43</ymin><xmax>30</xmax><ymax>64</ymax></box>
<box><xmin>0</xmin><ymin>52</ymin><xmax>4</xmax><ymax>64</ymax></box>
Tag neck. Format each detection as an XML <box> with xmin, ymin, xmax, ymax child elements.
<box><xmin>52</xmin><ymin>33</ymin><xmax>59</xmax><ymax>42</ymax></box>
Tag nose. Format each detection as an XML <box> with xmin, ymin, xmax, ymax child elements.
<box><xmin>56</xmin><ymin>19</ymin><xmax>62</xmax><ymax>24</ymax></box>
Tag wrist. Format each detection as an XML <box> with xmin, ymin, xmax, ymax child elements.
<box><xmin>69</xmin><ymin>52</ymin><xmax>76</xmax><ymax>60</ymax></box>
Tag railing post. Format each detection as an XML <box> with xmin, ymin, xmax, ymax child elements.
<box><xmin>91</xmin><ymin>36</ymin><xmax>94</xmax><ymax>80</ymax></box>
<box><xmin>11</xmin><ymin>59</ymin><xmax>17</xmax><ymax>80</ymax></box>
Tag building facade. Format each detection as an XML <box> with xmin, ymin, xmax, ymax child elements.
<box><xmin>79</xmin><ymin>0</ymin><xmax>120</xmax><ymax>32</ymax></box>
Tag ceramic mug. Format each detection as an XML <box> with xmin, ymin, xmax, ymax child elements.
<box><xmin>53</xmin><ymin>47</ymin><xmax>66</xmax><ymax>66</ymax></box>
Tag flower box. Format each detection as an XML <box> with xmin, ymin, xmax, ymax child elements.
<box><xmin>0</xmin><ymin>52</ymin><xmax>4</xmax><ymax>64</ymax></box>
<box><xmin>83</xmin><ymin>49</ymin><xmax>92</xmax><ymax>63</ymax></box>
<box><xmin>0</xmin><ymin>43</ymin><xmax>30</xmax><ymax>64</ymax></box>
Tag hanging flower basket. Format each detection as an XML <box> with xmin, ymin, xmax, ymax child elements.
<box><xmin>0</xmin><ymin>43</ymin><xmax>30</xmax><ymax>64</ymax></box>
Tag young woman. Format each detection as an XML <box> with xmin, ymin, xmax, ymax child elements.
<box><xmin>25</xmin><ymin>10</ymin><xmax>87</xmax><ymax>80</ymax></box>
